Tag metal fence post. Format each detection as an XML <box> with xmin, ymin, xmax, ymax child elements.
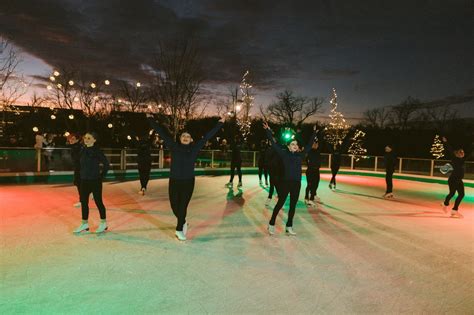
<box><xmin>159</xmin><ymin>149</ymin><xmax>164</xmax><ymax>169</ymax></box>
<box><xmin>399</xmin><ymin>158</ymin><xmax>403</xmax><ymax>174</ymax></box>
<box><xmin>430</xmin><ymin>159</ymin><xmax>434</xmax><ymax>177</ymax></box>
<box><xmin>211</xmin><ymin>150</ymin><xmax>214</xmax><ymax>168</ymax></box>
<box><xmin>350</xmin><ymin>155</ymin><xmax>354</xmax><ymax>170</ymax></box>
<box><xmin>120</xmin><ymin>149</ymin><xmax>126</xmax><ymax>170</ymax></box>
<box><xmin>253</xmin><ymin>151</ymin><xmax>256</xmax><ymax>167</ymax></box>
<box><xmin>36</xmin><ymin>149</ymin><xmax>41</xmax><ymax>172</ymax></box>
<box><xmin>328</xmin><ymin>154</ymin><xmax>332</xmax><ymax>169</ymax></box>
<box><xmin>374</xmin><ymin>156</ymin><xmax>378</xmax><ymax>172</ymax></box>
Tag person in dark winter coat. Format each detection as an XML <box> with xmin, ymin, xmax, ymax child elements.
<box><xmin>73</xmin><ymin>132</ymin><xmax>110</xmax><ymax>234</ymax></box>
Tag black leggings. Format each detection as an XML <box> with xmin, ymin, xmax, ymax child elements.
<box><xmin>268</xmin><ymin>174</ymin><xmax>280</xmax><ymax>199</ymax></box>
<box><xmin>229</xmin><ymin>160</ymin><xmax>242</xmax><ymax>183</ymax></box>
<box><xmin>258</xmin><ymin>163</ymin><xmax>268</xmax><ymax>182</ymax></box>
<box><xmin>305</xmin><ymin>169</ymin><xmax>320</xmax><ymax>200</ymax></box>
<box><xmin>73</xmin><ymin>169</ymin><xmax>81</xmax><ymax>202</ymax></box>
<box><xmin>139</xmin><ymin>167</ymin><xmax>151</xmax><ymax>190</ymax></box>
<box><xmin>385</xmin><ymin>170</ymin><xmax>394</xmax><ymax>193</ymax></box>
<box><xmin>444</xmin><ymin>177</ymin><xmax>465</xmax><ymax>210</ymax></box>
<box><xmin>80</xmin><ymin>179</ymin><xmax>106</xmax><ymax>220</ymax></box>
<box><xmin>269</xmin><ymin>180</ymin><xmax>301</xmax><ymax>227</ymax></box>
<box><xmin>330</xmin><ymin>165</ymin><xmax>340</xmax><ymax>186</ymax></box>
<box><xmin>169</xmin><ymin>178</ymin><xmax>195</xmax><ymax>231</ymax></box>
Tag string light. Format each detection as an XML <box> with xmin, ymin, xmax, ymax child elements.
<box><xmin>104</xmin><ymin>80</ymin><xmax>110</xmax><ymax>85</ymax></box>
<box><xmin>64</xmin><ymin>131</ymin><xmax>70</xmax><ymax>137</ymax></box>
<box><xmin>325</xmin><ymin>88</ymin><xmax>350</xmax><ymax>146</ymax></box>
<box><xmin>32</xmin><ymin>127</ymin><xmax>39</xmax><ymax>132</ymax></box>
<box><xmin>136</xmin><ymin>82</ymin><xmax>141</xmax><ymax>87</ymax></box>
<box><xmin>348</xmin><ymin>129</ymin><xmax>367</xmax><ymax>161</ymax></box>
<box><xmin>57</xmin><ymin>83</ymin><xmax>62</xmax><ymax>88</ymax></box>
<box><xmin>127</xmin><ymin>135</ymin><xmax>132</xmax><ymax>140</ymax></box>
<box><xmin>49</xmin><ymin>76</ymin><xmax>55</xmax><ymax>81</ymax></box>
<box><xmin>430</xmin><ymin>135</ymin><xmax>445</xmax><ymax>159</ymax></box>
<box><xmin>50</xmin><ymin>114</ymin><xmax>56</xmax><ymax>120</ymax></box>
<box><xmin>107</xmin><ymin>123</ymin><xmax>113</xmax><ymax>128</ymax></box>
<box><xmin>68</xmin><ymin>80</ymin><xmax>74</xmax><ymax>86</ymax></box>
<box><xmin>53</xmin><ymin>71</ymin><xmax>60</xmax><ymax>76</ymax></box>
<box><xmin>90</xmin><ymin>83</ymin><xmax>96</xmax><ymax>89</ymax></box>
<box><xmin>46</xmin><ymin>85</ymin><xmax>52</xmax><ymax>90</ymax></box>
<box><xmin>68</xmin><ymin>114</ymin><xmax>74</xmax><ymax>120</ymax></box>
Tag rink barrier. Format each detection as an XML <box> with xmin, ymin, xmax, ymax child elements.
<box><xmin>1</xmin><ymin>167</ymin><xmax>473</xmax><ymax>188</ymax></box>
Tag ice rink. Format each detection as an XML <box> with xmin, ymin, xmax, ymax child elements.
<box><xmin>1</xmin><ymin>174</ymin><xmax>473</xmax><ymax>314</ymax></box>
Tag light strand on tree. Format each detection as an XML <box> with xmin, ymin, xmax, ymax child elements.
<box><xmin>325</xmin><ymin>88</ymin><xmax>350</xmax><ymax>146</ymax></box>
<box><xmin>430</xmin><ymin>134</ymin><xmax>445</xmax><ymax>159</ymax></box>
<box><xmin>348</xmin><ymin>129</ymin><xmax>367</xmax><ymax>161</ymax></box>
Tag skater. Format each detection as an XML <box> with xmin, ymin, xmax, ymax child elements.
<box><xmin>258</xmin><ymin>140</ymin><xmax>269</xmax><ymax>186</ymax></box>
<box><xmin>263</xmin><ymin>122</ymin><xmax>317</xmax><ymax>236</ymax></box>
<box><xmin>328</xmin><ymin>133</ymin><xmax>352</xmax><ymax>190</ymax></box>
<box><xmin>136</xmin><ymin>133</ymin><xmax>153</xmax><ymax>195</ymax></box>
<box><xmin>265</xmin><ymin>143</ymin><xmax>283</xmax><ymax>206</ymax></box>
<box><xmin>67</xmin><ymin>133</ymin><xmax>82</xmax><ymax>207</ymax></box>
<box><xmin>74</xmin><ymin>132</ymin><xmax>110</xmax><ymax>234</ymax></box>
<box><xmin>383</xmin><ymin>144</ymin><xmax>397</xmax><ymax>199</ymax></box>
<box><xmin>226</xmin><ymin>136</ymin><xmax>243</xmax><ymax>188</ymax></box>
<box><xmin>442</xmin><ymin>137</ymin><xmax>466</xmax><ymax>218</ymax></box>
<box><xmin>305</xmin><ymin>137</ymin><xmax>322</xmax><ymax>206</ymax></box>
<box><xmin>147</xmin><ymin>114</ymin><xmax>225</xmax><ymax>241</ymax></box>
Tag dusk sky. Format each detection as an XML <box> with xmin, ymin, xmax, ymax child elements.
<box><xmin>1</xmin><ymin>0</ymin><xmax>473</xmax><ymax>119</ymax></box>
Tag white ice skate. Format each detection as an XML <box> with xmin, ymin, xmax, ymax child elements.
<box><xmin>237</xmin><ymin>182</ymin><xmax>242</xmax><ymax>188</ymax></box>
<box><xmin>267</xmin><ymin>224</ymin><xmax>275</xmax><ymax>235</ymax></box>
<box><xmin>73</xmin><ymin>222</ymin><xmax>89</xmax><ymax>233</ymax></box>
<box><xmin>285</xmin><ymin>227</ymin><xmax>296</xmax><ymax>236</ymax></box>
<box><xmin>225</xmin><ymin>182</ymin><xmax>233</xmax><ymax>188</ymax></box>
<box><xmin>96</xmin><ymin>221</ymin><xmax>108</xmax><ymax>233</ymax></box>
<box><xmin>307</xmin><ymin>200</ymin><xmax>316</xmax><ymax>207</ymax></box>
<box><xmin>183</xmin><ymin>222</ymin><xmax>188</xmax><ymax>236</ymax></box>
<box><xmin>383</xmin><ymin>193</ymin><xmax>394</xmax><ymax>199</ymax></box>
<box><xmin>138</xmin><ymin>188</ymin><xmax>145</xmax><ymax>195</ymax></box>
<box><xmin>441</xmin><ymin>203</ymin><xmax>448</xmax><ymax>214</ymax></box>
<box><xmin>175</xmin><ymin>231</ymin><xmax>186</xmax><ymax>241</ymax></box>
<box><xmin>450</xmin><ymin>210</ymin><xmax>462</xmax><ymax>218</ymax></box>
<box><xmin>265</xmin><ymin>198</ymin><xmax>272</xmax><ymax>206</ymax></box>
<box><xmin>73</xmin><ymin>202</ymin><xmax>81</xmax><ymax>208</ymax></box>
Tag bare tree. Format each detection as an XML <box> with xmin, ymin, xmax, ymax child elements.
<box><xmin>150</xmin><ymin>39</ymin><xmax>205</xmax><ymax>138</ymax></box>
<box><xmin>0</xmin><ymin>39</ymin><xmax>28</xmax><ymax>109</ymax></box>
<box><xmin>264</xmin><ymin>90</ymin><xmax>323</xmax><ymax>127</ymax></box>
<box><xmin>423</xmin><ymin>105</ymin><xmax>458</xmax><ymax>130</ymax></box>
<box><xmin>117</xmin><ymin>80</ymin><xmax>149</xmax><ymax>112</ymax></box>
<box><xmin>45</xmin><ymin>67</ymin><xmax>79</xmax><ymax>110</ymax></box>
<box><xmin>388</xmin><ymin>96</ymin><xmax>420</xmax><ymax>129</ymax></box>
<box><xmin>0</xmin><ymin>39</ymin><xmax>20</xmax><ymax>91</ymax></box>
<box><xmin>363</xmin><ymin>107</ymin><xmax>390</xmax><ymax>128</ymax></box>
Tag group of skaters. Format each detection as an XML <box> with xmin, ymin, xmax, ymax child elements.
<box><xmin>70</xmin><ymin>115</ymin><xmax>467</xmax><ymax>239</ymax></box>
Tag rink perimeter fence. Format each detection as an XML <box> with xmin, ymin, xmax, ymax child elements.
<box><xmin>0</xmin><ymin>147</ymin><xmax>473</xmax><ymax>186</ymax></box>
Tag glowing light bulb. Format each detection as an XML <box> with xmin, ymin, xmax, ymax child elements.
<box><xmin>236</xmin><ymin>105</ymin><xmax>241</xmax><ymax>111</ymax></box>
<box><xmin>136</xmin><ymin>82</ymin><xmax>141</xmax><ymax>87</ymax></box>
<box><xmin>49</xmin><ymin>76</ymin><xmax>55</xmax><ymax>81</ymax></box>
<box><xmin>57</xmin><ymin>83</ymin><xmax>62</xmax><ymax>88</ymax></box>
<box><xmin>64</xmin><ymin>131</ymin><xmax>70</xmax><ymax>137</ymax></box>
<box><xmin>50</xmin><ymin>114</ymin><xmax>56</xmax><ymax>120</ymax></box>
<box><xmin>104</xmin><ymin>80</ymin><xmax>110</xmax><ymax>85</ymax></box>
<box><xmin>107</xmin><ymin>123</ymin><xmax>113</xmax><ymax>128</ymax></box>
<box><xmin>68</xmin><ymin>114</ymin><xmax>74</xmax><ymax>119</ymax></box>
<box><xmin>53</xmin><ymin>71</ymin><xmax>60</xmax><ymax>76</ymax></box>
<box><xmin>47</xmin><ymin>85</ymin><xmax>52</xmax><ymax>90</ymax></box>
<box><xmin>127</xmin><ymin>135</ymin><xmax>132</xmax><ymax>140</ymax></box>
<box><xmin>90</xmin><ymin>83</ymin><xmax>96</xmax><ymax>89</ymax></box>
<box><xmin>74</xmin><ymin>97</ymin><xmax>79</xmax><ymax>102</ymax></box>
<box><xmin>68</xmin><ymin>80</ymin><xmax>74</xmax><ymax>86</ymax></box>
<box><xmin>32</xmin><ymin>126</ymin><xmax>39</xmax><ymax>132</ymax></box>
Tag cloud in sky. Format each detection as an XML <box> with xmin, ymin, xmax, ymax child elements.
<box><xmin>0</xmin><ymin>0</ymin><xmax>473</xmax><ymax>115</ymax></box>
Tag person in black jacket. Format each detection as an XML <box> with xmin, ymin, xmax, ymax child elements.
<box><xmin>263</xmin><ymin>122</ymin><xmax>317</xmax><ymax>236</ymax></box>
<box><xmin>328</xmin><ymin>143</ymin><xmax>341</xmax><ymax>190</ymax></box>
<box><xmin>67</xmin><ymin>133</ymin><xmax>82</xmax><ymax>208</ymax></box>
<box><xmin>258</xmin><ymin>140</ymin><xmax>269</xmax><ymax>186</ymax></box>
<box><xmin>305</xmin><ymin>138</ymin><xmax>322</xmax><ymax>206</ymax></box>
<box><xmin>136</xmin><ymin>134</ymin><xmax>153</xmax><ymax>195</ymax></box>
<box><xmin>226</xmin><ymin>136</ymin><xmax>243</xmax><ymax>188</ymax></box>
<box><xmin>147</xmin><ymin>114</ymin><xmax>225</xmax><ymax>241</ymax></box>
<box><xmin>73</xmin><ymin>132</ymin><xmax>110</xmax><ymax>234</ymax></box>
<box><xmin>441</xmin><ymin>137</ymin><xmax>466</xmax><ymax>217</ymax></box>
<box><xmin>383</xmin><ymin>144</ymin><xmax>397</xmax><ymax>199</ymax></box>
<box><xmin>265</xmin><ymin>144</ymin><xmax>283</xmax><ymax>206</ymax></box>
